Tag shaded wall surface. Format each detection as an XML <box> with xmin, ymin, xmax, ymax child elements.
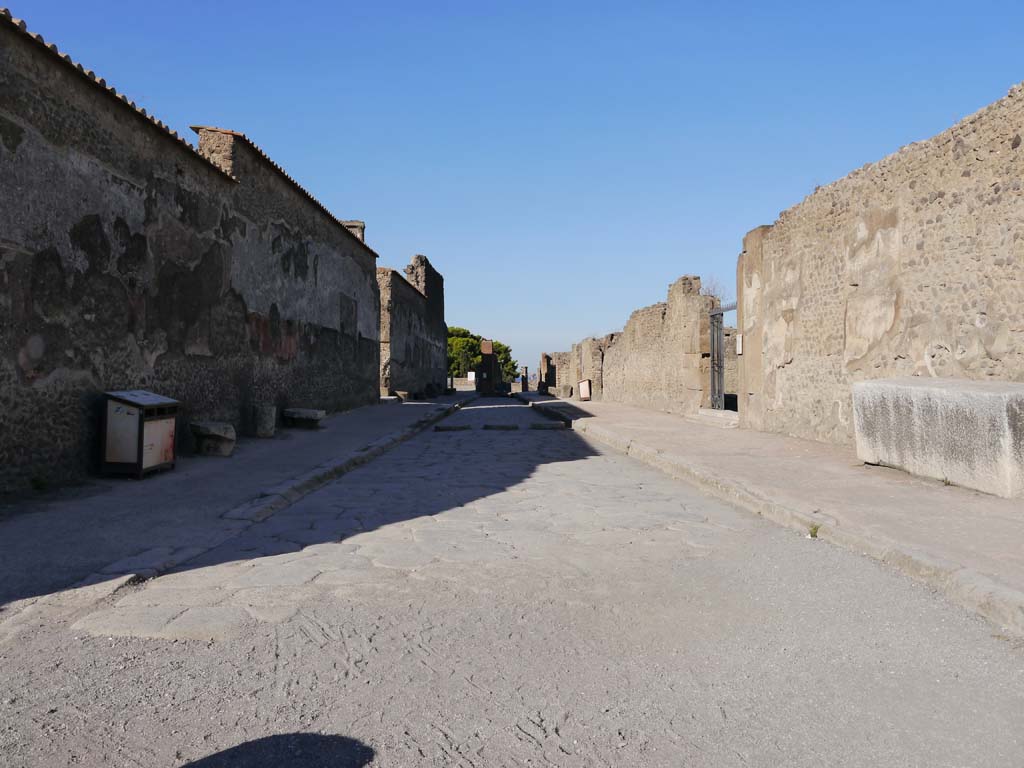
<box><xmin>544</xmin><ymin>276</ymin><xmax>718</xmax><ymax>415</ymax></box>
<box><xmin>0</xmin><ymin>19</ymin><xmax>380</xmax><ymax>491</ymax></box>
<box><xmin>377</xmin><ymin>255</ymin><xmax>446</xmax><ymax>397</ymax></box>
<box><xmin>738</xmin><ymin>84</ymin><xmax>1024</xmax><ymax>445</ymax></box>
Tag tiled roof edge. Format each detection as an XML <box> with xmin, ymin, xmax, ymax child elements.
<box><xmin>1</xmin><ymin>9</ymin><xmax>235</xmax><ymax>183</ymax></box>
<box><xmin>0</xmin><ymin>8</ymin><xmax>379</xmax><ymax>260</ymax></box>
<box><xmin>0</xmin><ymin>8</ymin><xmax>237</xmax><ymax>183</ymax></box>
<box><xmin>191</xmin><ymin>125</ymin><xmax>380</xmax><ymax>259</ymax></box>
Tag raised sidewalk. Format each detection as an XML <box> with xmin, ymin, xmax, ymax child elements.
<box><xmin>0</xmin><ymin>394</ymin><xmax>473</xmax><ymax>621</ymax></box>
<box><xmin>519</xmin><ymin>392</ymin><xmax>1024</xmax><ymax>637</ymax></box>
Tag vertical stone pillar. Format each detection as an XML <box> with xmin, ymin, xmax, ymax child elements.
<box><xmin>737</xmin><ymin>226</ymin><xmax>769</xmax><ymax>430</ymax></box>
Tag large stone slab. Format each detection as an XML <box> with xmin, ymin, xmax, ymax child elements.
<box><xmin>283</xmin><ymin>408</ymin><xmax>327</xmax><ymax>428</ymax></box>
<box><xmin>853</xmin><ymin>377</ymin><xmax>1024</xmax><ymax>498</ymax></box>
<box><xmin>189</xmin><ymin>421</ymin><xmax>237</xmax><ymax>457</ymax></box>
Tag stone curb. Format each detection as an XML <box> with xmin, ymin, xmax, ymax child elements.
<box><xmin>512</xmin><ymin>393</ymin><xmax>574</xmax><ymax>425</ymax></box>
<box><xmin>530</xmin><ymin>399</ymin><xmax>1024</xmax><ymax>638</ymax></box>
<box><xmin>69</xmin><ymin>396</ymin><xmax>478</xmax><ymax>592</ymax></box>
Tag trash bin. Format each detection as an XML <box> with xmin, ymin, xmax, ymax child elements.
<box><xmin>100</xmin><ymin>390</ymin><xmax>179</xmax><ymax>478</ymax></box>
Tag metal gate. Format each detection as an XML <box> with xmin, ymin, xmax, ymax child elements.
<box><xmin>709</xmin><ymin>302</ymin><xmax>736</xmax><ymax>410</ymax></box>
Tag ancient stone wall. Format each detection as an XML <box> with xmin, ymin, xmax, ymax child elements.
<box><xmin>723</xmin><ymin>326</ymin><xmax>739</xmax><ymax>397</ymax></box>
<box><xmin>737</xmin><ymin>84</ymin><xmax>1024</xmax><ymax>444</ymax></box>
<box><xmin>377</xmin><ymin>256</ymin><xmax>447</xmax><ymax>397</ymax></box>
<box><xmin>544</xmin><ymin>352</ymin><xmax>576</xmax><ymax>397</ymax></box>
<box><xmin>601</xmin><ymin>277</ymin><xmax>717</xmax><ymax>414</ymax></box>
<box><xmin>538</xmin><ymin>354</ymin><xmax>554</xmax><ymax>389</ymax></box>
<box><xmin>572</xmin><ymin>335</ymin><xmax>613</xmax><ymax>400</ymax></box>
<box><xmin>0</xmin><ymin>17</ymin><xmax>380</xmax><ymax>492</ymax></box>
<box><xmin>543</xmin><ymin>276</ymin><xmax>718</xmax><ymax>414</ymax></box>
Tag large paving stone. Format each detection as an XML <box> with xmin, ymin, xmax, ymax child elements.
<box><xmin>72</xmin><ymin>604</ymin><xmax>184</xmax><ymax>638</ymax></box>
<box><xmin>158</xmin><ymin>606</ymin><xmax>253</xmax><ymax>641</ymax></box>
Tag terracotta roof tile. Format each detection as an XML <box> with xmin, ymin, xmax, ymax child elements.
<box><xmin>0</xmin><ymin>8</ymin><xmax>235</xmax><ymax>182</ymax></box>
<box><xmin>1</xmin><ymin>8</ymin><xmax>378</xmax><ymax>258</ymax></box>
<box><xmin>190</xmin><ymin>125</ymin><xmax>377</xmax><ymax>257</ymax></box>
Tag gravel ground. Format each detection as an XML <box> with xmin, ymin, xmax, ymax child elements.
<box><xmin>1</xmin><ymin>398</ymin><xmax>1022</xmax><ymax>767</ymax></box>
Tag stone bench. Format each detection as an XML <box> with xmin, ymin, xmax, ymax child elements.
<box><xmin>282</xmin><ymin>408</ymin><xmax>327</xmax><ymax>429</ymax></box>
<box><xmin>189</xmin><ymin>421</ymin><xmax>237</xmax><ymax>457</ymax></box>
<box><xmin>852</xmin><ymin>377</ymin><xmax>1023</xmax><ymax>498</ymax></box>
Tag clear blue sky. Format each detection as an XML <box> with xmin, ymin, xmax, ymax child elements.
<box><xmin>15</xmin><ymin>1</ymin><xmax>1024</xmax><ymax>370</ymax></box>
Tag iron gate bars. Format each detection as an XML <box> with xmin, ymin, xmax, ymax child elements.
<box><xmin>709</xmin><ymin>302</ymin><xmax>736</xmax><ymax>410</ymax></box>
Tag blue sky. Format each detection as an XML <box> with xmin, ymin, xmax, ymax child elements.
<box><xmin>15</xmin><ymin>1</ymin><xmax>1024</xmax><ymax>370</ymax></box>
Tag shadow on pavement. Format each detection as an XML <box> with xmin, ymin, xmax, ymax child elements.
<box><xmin>181</xmin><ymin>733</ymin><xmax>373</xmax><ymax>767</ymax></box>
<box><xmin>0</xmin><ymin>398</ymin><xmax>598</xmax><ymax>608</ymax></box>
<box><xmin>530</xmin><ymin>399</ymin><xmax>594</xmax><ymax>423</ymax></box>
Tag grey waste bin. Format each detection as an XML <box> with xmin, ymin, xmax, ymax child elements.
<box><xmin>100</xmin><ymin>390</ymin><xmax>179</xmax><ymax>478</ymax></box>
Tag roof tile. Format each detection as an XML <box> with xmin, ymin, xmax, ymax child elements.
<box><xmin>0</xmin><ymin>8</ymin><xmax>378</xmax><ymax>258</ymax></box>
<box><xmin>0</xmin><ymin>8</ymin><xmax>235</xmax><ymax>182</ymax></box>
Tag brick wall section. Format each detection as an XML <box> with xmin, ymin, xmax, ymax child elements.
<box><xmin>377</xmin><ymin>256</ymin><xmax>447</xmax><ymax>397</ymax></box>
<box><xmin>543</xmin><ymin>276</ymin><xmax>718</xmax><ymax>414</ymax></box>
<box><xmin>737</xmin><ymin>84</ymin><xmax>1024</xmax><ymax>444</ymax></box>
<box><xmin>0</xmin><ymin>20</ymin><xmax>380</xmax><ymax>492</ymax></box>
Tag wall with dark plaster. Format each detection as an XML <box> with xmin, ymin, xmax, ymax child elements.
<box><xmin>0</xmin><ymin>21</ymin><xmax>379</xmax><ymax>492</ymax></box>
<box><xmin>737</xmin><ymin>84</ymin><xmax>1024</xmax><ymax>444</ymax></box>
<box><xmin>377</xmin><ymin>255</ymin><xmax>446</xmax><ymax>397</ymax></box>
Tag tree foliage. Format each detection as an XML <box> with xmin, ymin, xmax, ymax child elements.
<box><xmin>447</xmin><ymin>327</ymin><xmax>519</xmax><ymax>380</ymax></box>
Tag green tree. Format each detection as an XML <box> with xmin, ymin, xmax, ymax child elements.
<box><xmin>447</xmin><ymin>327</ymin><xmax>518</xmax><ymax>380</ymax></box>
<box><xmin>448</xmin><ymin>333</ymin><xmax>481</xmax><ymax>377</ymax></box>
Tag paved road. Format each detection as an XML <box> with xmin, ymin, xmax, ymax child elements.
<box><xmin>2</xmin><ymin>398</ymin><xmax>1023</xmax><ymax>766</ymax></box>
<box><xmin>0</xmin><ymin>396</ymin><xmax>467</xmax><ymax>609</ymax></box>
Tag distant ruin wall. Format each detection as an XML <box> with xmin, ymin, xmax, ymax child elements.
<box><xmin>723</xmin><ymin>326</ymin><xmax>739</xmax><ymax>396</ymax></box>
<box><xmin>549</xmin><ymin>352</ymin><xmax>574</xmax><ymax>394</ymax></box>
<box><xmin>544</xmin><ymin>276</ymin><xmax>718</xmax><ymax>415</ymax></box>
<box><xmin>738</xmin><ymin>84</ymin><xmax>1024</xmax><ymax>444</ymax></box>
<box><xmin>377</xmin><ymin>256</ymin><xmax>447</xmax><ymax>397</ymax></box>
<box><xmin>602</xmin><ymin>277</ymin><xmax>717</xmax><ymax>414</ymax></box>
<box><xmin>0</xmin><ymin>20</ymin><xmax>380</xmax><ymax>492</ymax></box>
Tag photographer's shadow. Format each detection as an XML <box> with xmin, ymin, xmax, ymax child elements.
<box><xmin>182</xmin><ymin>733</ymin><xmax>374</xmax><ymax>768</ymax></box>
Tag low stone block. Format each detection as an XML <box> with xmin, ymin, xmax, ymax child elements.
<box><xmin>852</xmin><ymin>377</ymin><xmax>1024</xmax><ymax>498</ymax></box>
<box><xmin>189</xmin><ymin>421</ymin><xmax>237</xmax><ymax>456</ymax></box>
<box><xmin>253</xmin><ymin>405</ymin><xmax>277</xmax><ymax>438</ymax></box>
<box><xmin>283</xmin><ymin>408</ymin><xmax>327</xmax><ymax>428</ymax></box>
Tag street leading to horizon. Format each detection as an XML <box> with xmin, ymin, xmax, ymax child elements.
<box><xmin>2</xmin><ymin>398</ymin><xmax>1023</xmax><ymax>767</ymax></box>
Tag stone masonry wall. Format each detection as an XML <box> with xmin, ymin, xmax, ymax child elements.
<box><xmin>0</xmin><ymin>17</ymin><xmax>380</xmax><ymax>492</ymax></box>
<box><xmin>602</xmin><ymin>276</ymin><xmax>717</xmax><ymax>414</ymax></box>
<box><xmin>737</xmin><ymin>84</ymin><xmax>1024</xmax><ymax>444</ymax></box>
<box><xmin>723</xmin><ymin>326</ymin><xmax>739</xmax><ymax>396</ymax></box>
<box><xmin>377</xmin><ymin>255</ymin><xmax>447</xmax><ymax>397</ymax></box>
<box><xmin>544</xmin><ymin>276</ymin><xmax>718</xmax><ymax>415</ymax></box>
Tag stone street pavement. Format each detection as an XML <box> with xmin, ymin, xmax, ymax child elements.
<box><xmin>0</xmin><ymin>395</ymin><xmax>469</xmax><ymax>612</ymax></box>
<box><xmin>2</xmin><ymin>398</ymin><xmax>1023</xmax><ymax>767</ymax></box>
<box><xmin>520</xmin><ymin>394</ymin><xmax>1024</xmax><ymax>637</ymax></box>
